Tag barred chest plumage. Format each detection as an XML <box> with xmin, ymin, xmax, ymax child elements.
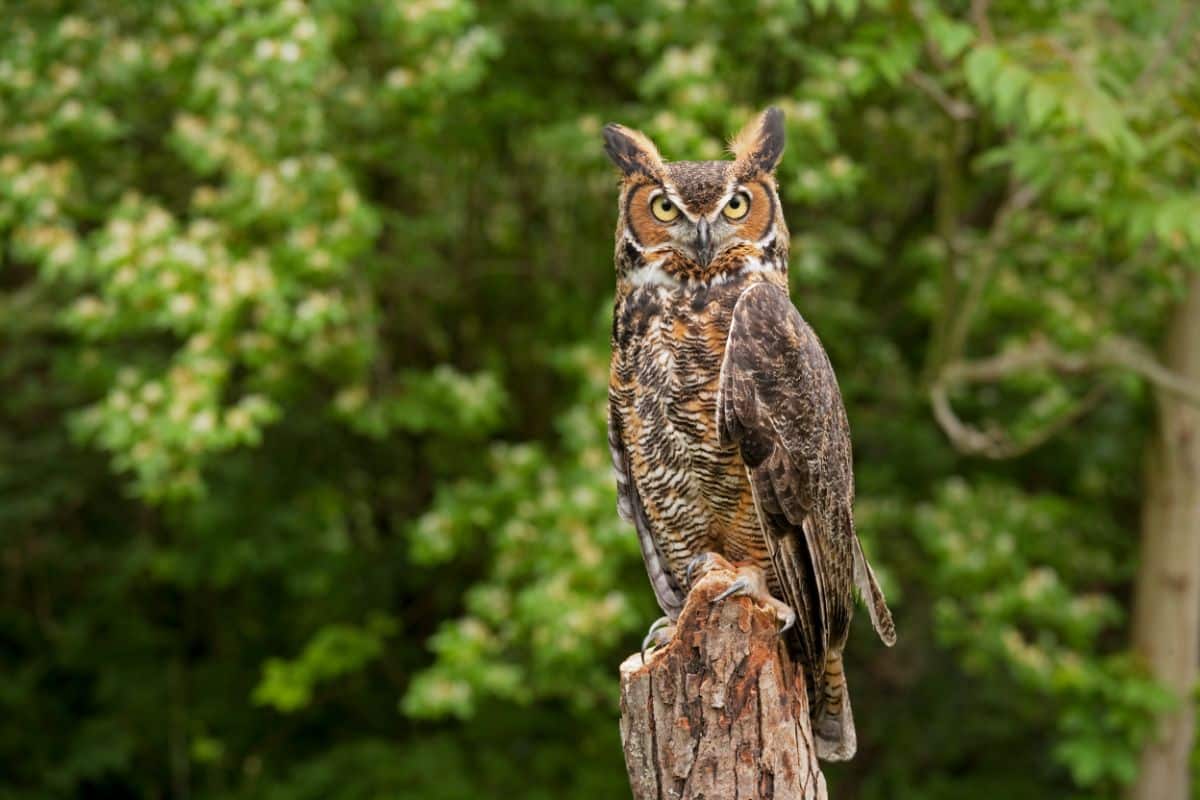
<box><xmin>609</xmin><ymin>270</ymin><xmax>785</xmax><ymax>596</ymax></box>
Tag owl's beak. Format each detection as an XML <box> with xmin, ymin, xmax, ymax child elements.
<box><xmin>694</xmin><ymin>219</ymin><xmax>714</xmax><ymax>266</ymax></box>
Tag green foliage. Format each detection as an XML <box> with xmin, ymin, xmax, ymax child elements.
<box><xmin>254</xmin><ymin>615</ymin><xmax>398</xmax><ymax>712</ymax></box>
<box><xmin>404</xmin><ymin>343</ymin><xmax>644</xmax><ymax>720</ymax></box>
<box><xmin>916</xmin><ymin>479</ymin><xmax>1172</xmax><ymax>792</ymax></box>
<box><xmin>1</xmin><ymin>1</ymin><xmax>1197</xmax><ymax>798</ymax></box>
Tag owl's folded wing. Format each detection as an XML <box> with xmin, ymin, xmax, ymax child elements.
<box><xmin>717</xmin><ymin>282</ymin><xmax>895</xmax><ymax>673</ymax></box>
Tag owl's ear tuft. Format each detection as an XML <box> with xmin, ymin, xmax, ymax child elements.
<box><xmin>730</xmin><ymin>107</ymin><xmax>785</xmax><ymax>174</ymax></box>
<box><xmin>603</xmin><ymin>123</ymin><xmax>665</xmax><ymax>178</ymax></box>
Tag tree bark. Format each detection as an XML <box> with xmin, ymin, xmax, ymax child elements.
<box><xmin>1130</xmin><ymin>269</ymin><xmax>1200</xmax><ymax>800</ymax></box>
<box><xmin>619</xmin><ymin>555</ymin><xmax>827</xmax><ymax>800</ymax></box>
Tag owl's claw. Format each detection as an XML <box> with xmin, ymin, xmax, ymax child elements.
<box><xmin>713</xmin><ymin>576</ymin><xmax>751</xmax><ymax>603</ymax></box>
<box><xmin>777</xmin><ymin>606</ymin><xmax>797</xmax><ymax>636</ymax></box>
<box><xmin>641</xmin><ymin>616</ymin><xmax>674</xmax><ymax>662</ymax></box>
<box><xmin>710</xmin><ymin>565</ymin><xmax>797</xmax><ymax>635</ymax></box>
<box><xmin>685</xmin><ymin>552</ymin><xmax>715</xmax><ymax>588</ymax></box>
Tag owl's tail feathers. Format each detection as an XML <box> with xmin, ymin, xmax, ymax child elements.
<box><xmin>813</xmin><ymin>652</ymin><xmax>857</xmax><ymax>762</ymax></box>
<box><xmin>852</xmin><ymin>536</ymin><xmax>897</xmax><ymax>647</ymax></box>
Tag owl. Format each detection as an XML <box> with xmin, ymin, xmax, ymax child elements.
<box><xmin>604</xmin><ymin>108</ymin><xmax>896</xmax><ymax>761</ymax></box>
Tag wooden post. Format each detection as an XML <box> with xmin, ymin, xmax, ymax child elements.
<box><xmin>619</xmin><ymin>556</ymin><xmax>828</xmax><ymax>800</ymax></box>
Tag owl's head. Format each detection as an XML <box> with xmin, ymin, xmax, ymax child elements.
<box><xmin>603</xmin><ymin>107</ymin><xmax>788</xmax><ymax>287</ymax></box>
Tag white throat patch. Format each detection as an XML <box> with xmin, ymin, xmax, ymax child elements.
<box><xmin>627</xmin><ymin>260</ymin><xmax>681</xmax><ymax>288</ymax></box>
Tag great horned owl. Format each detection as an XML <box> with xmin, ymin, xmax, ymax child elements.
<box><xmin>604</xmin><ymin>107</ymin><xmax>896</xmax><ymax>761</ymax></box>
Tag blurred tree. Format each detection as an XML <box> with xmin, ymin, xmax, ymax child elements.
<box><xmin>1131</xmin><ymin>273</ymin><xmax>1200</xmax><ymax>800</ymax></box>
<box><xmin>909</xmin><ymin>6</ymin><xmax>1200</xmax><ymax>796</ymax></box>
<box><xmin>0</xmin><ymin>1</ymin><xmax>1197</xmax><ymax>799</ymax></box>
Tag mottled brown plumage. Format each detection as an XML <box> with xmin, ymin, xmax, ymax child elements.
<box><xmin>604</xmin><ymin>108</ymin><xmax>896</xmax><ymax>762</ymax></box>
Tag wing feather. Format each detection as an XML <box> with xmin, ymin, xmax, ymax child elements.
<box><xmin>717</xmin><ymin>282</ymin><xmax>894</xmax><ymax>675</ymax></box>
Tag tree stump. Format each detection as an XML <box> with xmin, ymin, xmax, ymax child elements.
<box><xmin>619</xmin><ymin>555</ymin><xmax>828</xmax><ymax>800</ymax></box>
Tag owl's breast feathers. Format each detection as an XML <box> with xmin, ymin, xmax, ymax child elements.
<box><xmin>608</xmin><ymin>270</ymin><xmax>782</xmax><ymax>617</ymax></box>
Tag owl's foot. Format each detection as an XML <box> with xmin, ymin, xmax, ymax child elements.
<box><xmin>712</xmin><ymin>565</ymin><xmax>797</xmax><ymax>635</ymax></box>
<box><xmin>685</xmin><ymin>552</ymin><xmax>716</xmax><ymax>588</ymax></box>
<box><xmin>640</xmin><ymin>615</ymin><xmax>675</xmax><ymax>662</ymax></box>
<box><xmin>684</xmin><ymin>551</ymin><xmax>734</xmax><ymax>588</ymax></box>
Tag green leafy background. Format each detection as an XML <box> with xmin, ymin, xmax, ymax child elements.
<box><xmin>2</xmin><ymin>0</ymin><xmax>1197</xmax><ymax>797</ymax></box>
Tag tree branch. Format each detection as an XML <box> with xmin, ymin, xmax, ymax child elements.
<box><xmin>907</xmin><ymin>71</ymin><xmax>975</xmax><ymax>120</ymax></box>
<box><xmin>930</xmin><ymin>377</ymin><xmax>1107</xmax><ymax>459</ymax></box>
<box><xmin>937</xmin><ymin>183</ymin><xmax>1039</xmax><ymax>374</ymax></box>
<box><xmin>970</xmin><ymin>0</ymin><xmax>994</xmax><ymax>43</ymax></box>
<box><xmin>929</xmin><ymin>336</ymin><xmax>1200</xmax><ymax>458</ymax></box>
<box><xmin>1098</xmin><ymin>336</ymin><xmax>1200</xmax><ymax>406</ymax></box>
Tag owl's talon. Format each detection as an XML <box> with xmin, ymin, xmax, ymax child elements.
<box><xmin>685</xmin><ymin>553</ymin><xmax>715</xmax><ymax>588</ymax></box>
<box><xmin>713</xmin><ymin>577</ymin><xmax>751</xmax><ymax>603</ymax></box>
<box><xmin>641</xmin><ymin>616</ymin><xmax>674</xmax><ymax>662</ymax></box>
<box><xmin>711</xmin><ymin>565</ymin><xmax>798</xmax><ymax>633</ymax></box>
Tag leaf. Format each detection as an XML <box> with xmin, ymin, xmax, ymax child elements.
<box><xmin>1025</xmin><ymin>81</ymin><xmax>1058</xmax><ymax>127</ymax></box>
<box><xmin>926</xmin><ymin>12</ymin><xmax>975</xmax><ymax>61</ymax></box>
<box><xmin>992</xmin><ymin>64</ymin><xmax>1031</xmax><ymax>124</ymax></box>
<box><xmin>963</xmin><ymin>45</ymin><xmax>1002</xmax><ymax>99</ymax></box>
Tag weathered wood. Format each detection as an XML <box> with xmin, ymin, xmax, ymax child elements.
<box><xmin>619</xmin><ymin>555</ymin><xmax>827</xmax><ymax>800</ymax></box>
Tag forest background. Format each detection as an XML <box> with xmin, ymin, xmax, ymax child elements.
<box><xmin>3</xmin><ymin>1</ymin><xmax>1200</xmax><ymax>798</ymax></box>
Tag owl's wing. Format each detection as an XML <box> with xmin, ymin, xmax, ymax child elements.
<box><xmin>717</xmin><ymin>283</ymin><xmax>895</xmax><ymax>673</ymax></box>
<box><xmin>608</xmin><ymin>408</ymin><xmax>685</xmax><ymax>619</ymax></box>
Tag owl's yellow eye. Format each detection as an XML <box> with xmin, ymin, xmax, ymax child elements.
<box><xmin>722</xmin><ymin>191</ymin><xmax>751</xmax><ymax>220</ymax></box>
<box><xmin>650</xmin><ymin>194</ymin><xmax>679</xmax><ymax>222</ymax></box>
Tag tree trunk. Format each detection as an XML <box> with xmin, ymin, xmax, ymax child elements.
<box><xmin>619</xmin><ymin>555</ymin><xmax>828</xmax><ymax>800</ymax></box>
<box><xmin>1130</xmin><ymin>270</ymin><xmax>1200</xmax><ymax>800</ymax></box>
